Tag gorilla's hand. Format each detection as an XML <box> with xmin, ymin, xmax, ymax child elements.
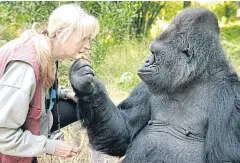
<box><xmin>69</xmin><ymin>59</ymin><xmax>95</xmax><ymax>96</ymax></box>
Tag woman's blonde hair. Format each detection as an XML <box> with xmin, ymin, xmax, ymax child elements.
<box><xmin>19</xmin><ymin>4</ymin><xmax>99</xmax><ymax>88</ymax></box>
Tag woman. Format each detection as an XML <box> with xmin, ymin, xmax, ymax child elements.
<box><xmin>0</xmin><ymin>3</ymin><xmax>99</xmax><ymax>163</ymax></box>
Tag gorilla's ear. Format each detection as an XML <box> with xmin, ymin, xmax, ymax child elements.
<box><xmin>182</xmin><ymin>49</ymin><xmax>193</xmax><ymax>63</ymax></box>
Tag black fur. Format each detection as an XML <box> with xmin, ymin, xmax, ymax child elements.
<box><xmin>69</xmin><ymin>7</ymin><xmax>240</xmax><ymax>163</ymax></box>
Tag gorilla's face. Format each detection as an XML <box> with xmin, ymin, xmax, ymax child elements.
<box><xmin>138</xmin><ymin>25</ymin><xmax>192</xmax><ymax>94</ymax></box>
<box><xmin>138</xmin><ymin>8</ymin><xmax>220</xmax><ymax>94</ymax></box>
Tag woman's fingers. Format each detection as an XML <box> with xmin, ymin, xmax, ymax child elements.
<box><xmin>72</xmin><ymin>146</ymin><xmax>81</xmax><ymax>153</ymax></box>
<box><xmin>54</xmin><ymin>141</ymin><xmax>81</xmax><ymax>158</ymax></box>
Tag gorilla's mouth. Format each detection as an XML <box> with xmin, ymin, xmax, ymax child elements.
<box><xmin>138</xmin><ymin>66</ymin><xmax>159</xmax><ymax>75</ymax></box>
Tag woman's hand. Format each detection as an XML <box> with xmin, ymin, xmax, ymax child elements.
<box><xmin>58</xmin><ymin>86</ymin><xmax>77</xmax><ymax>102</ymax></box>
<box><xmin>66</xmin><ymin>91</ymin><xmax>77</xmax><ymax>102</ymax></box>
<box><xmin>54</xmin><ymin>141</ymin><xmax>80</xmax><ymax>158</ymax></box>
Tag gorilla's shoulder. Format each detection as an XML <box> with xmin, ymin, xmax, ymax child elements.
<box><xmin>130</xmin><ymin>82</ymin><xmax>150</xmax><ymax>97</ymax></box>
<box><xmin>118</xmin><ymin>82</ymin><xmax>151</xmax><ymax>110</ymax></box>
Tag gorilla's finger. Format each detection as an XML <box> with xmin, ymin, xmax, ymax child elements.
<box><xmin>70</xmin><ymin>73</ymin><xmax>94</xmax><ymax>90</ymax></box>
<box><xmin>77</xmin><ymin>74</ymin><xmax>94</xmax><ymax>85</ymax></box>
<box><xmin>76</xmin><ymin>65</ymin><xmax>95</xmax><ymax>76</ymax></box>
<box><xmin>72</xmin><ymin>59</ymin><xmax>92</xmax><ymax>70</ymax></box>
<box><xmin>72</xmin><ymin>76</ymin><xmax>95</xmax><ymax>96</ymax></box>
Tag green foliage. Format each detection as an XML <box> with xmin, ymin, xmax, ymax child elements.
<box><xmin>202</xmin><ymin>1</ymin><xmax>238</xmax><ymax>23</ymax></box>
<box><xmin>0</xmin><ymin>1</ymin><xmax>240</xmax><ymax>92</ymax></box>
<box><xmin>220</xmin><ymin>24</ymin><xmax>240</xmax><ymax>73</ymax></box>
<box><xmin>130</xmin><ymin>1</ymin><xmax>166</xmax><ymax>38</ymax></box>
<box><xmin>220</xmin><ymin>23</ymin><xmax>240</xmax><ymax>57</ymax></box>
<box><xmin>80</xmin><ymin>1</ymin><xmax>137</xmax><ymax>42</ymax></box>
<box><xmin>156</xmin><ymin>2</ymin><xmax>183</xmax><ymax>22</ymax></box>
<box><xmin>94</xmin><ymin>39</ymin><xmax>150</xmax><ymax>92</ymax></box>
<box><xmin>0</xmin><ymin>1</ymin><xmax>69</xmax><ymax>40</ymax></box>
<box><xmin>221</xmin><ymin>24</ymin><xmax>240</xmax><ymax>42</ymax></box>
<box><xmin>78</xmin><ymin>2</ymin><xmax>142</xmax><ymax>66</ymax></box>
<box><xmin>91</xmin><ymin>41</ymin><xmax>111</xmax><ymax>68</ymax></box>
<box><xmin>58</xmin><ymin>59</ymin><xmax>74</xmax><ymax>87</ymax></box>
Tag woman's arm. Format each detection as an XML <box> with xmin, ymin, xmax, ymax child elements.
<box><xmin>0</xmin><ymin>61</ymin><xmax>58</xmax><ymax>156</ymax></box>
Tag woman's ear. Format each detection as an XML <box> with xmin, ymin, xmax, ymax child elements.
<box><xmin>55</xmin><ymin>27</ymin><xmax>70</xmax><ymax>42</ymax></box>
<box><xmin>55</xmin><ymin>29</ymin><xmax>63</xmax><ymax>39</ymax></box>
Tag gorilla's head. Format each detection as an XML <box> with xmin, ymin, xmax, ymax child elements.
<box><xmin>138</xmin><ymin>7</ymin><xmax>227</xmax><ymax>95</ymax></box>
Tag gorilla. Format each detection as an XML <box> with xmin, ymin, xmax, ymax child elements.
<box><xmin>69</xmin><ymin>7</ymin><xmax>240</xmax><ymax>163</ymax></box>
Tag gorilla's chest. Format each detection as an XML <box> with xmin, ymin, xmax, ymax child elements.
<box><xmin>148</xmin><ymin>95</ymin><xmax>208</xmax><ymax>141</ymax></box>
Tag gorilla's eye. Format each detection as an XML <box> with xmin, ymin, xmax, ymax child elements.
<box><xmin>182</xmin><ymin>50</ymin><xmax>190</xmax><ymax>58</ymax></box>
<box><xmin>151</xmin><ymin>50</ymin><xmax>155</xmax><ymax>55</ymax></box>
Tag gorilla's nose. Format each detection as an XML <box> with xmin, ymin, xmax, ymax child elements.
<box><xmin>138</xmin><ymin>54</ymin><xmax>156</xmax><ymax>74</ymax></box>
<box><xmin>144</xmin><ymin>55</ymin><xmax>155</xmax><ymax>67</ymax></box>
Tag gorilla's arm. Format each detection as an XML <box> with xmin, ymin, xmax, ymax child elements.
<box><xmin>76</xmin><ymin>81</ymin><xmax>151</xmax><ymax>156</ymax></box>
<box><xmin>204</xmin><ymin>80</ymin><xmax>240</xmax><ymax>162</ymax></box>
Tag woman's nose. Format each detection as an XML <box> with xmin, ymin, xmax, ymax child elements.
<box><xmin>79</xmin><ymin>47</ymin><xmax>88</xmax><ymax>53</ymax></box>
<box><xmin>79</xmin><ymin>41</ymin><xmax>91</xmax><ymax>53</ymax></box>
<box><xmin>84</xmin><ymin>40</ymin><xmax>90</xmax><ymax>50</ymax></box>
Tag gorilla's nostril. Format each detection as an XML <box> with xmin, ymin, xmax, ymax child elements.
<box><xmin>144</xmin><ymin>55</ymin><xmax>155</xmax><ymax>67</ymax></box>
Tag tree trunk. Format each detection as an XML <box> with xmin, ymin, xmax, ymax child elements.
<box><xmin>131</xmin><ymin>1</ymin><xmax>166</xmax><ymax>38</ymax></box>
<box><xmin>183</xmin><ymin>1</ymin><xmax>191</xmax><ymax>8</ymax></box>
<box><xmin>224</xmin><ymin>2</ymin><xmax>231</xmax><ymax>18</ymax></box>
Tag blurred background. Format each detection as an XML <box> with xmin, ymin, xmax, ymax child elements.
<box><xmin>0</xmin><ymin>1</ymin><xmax>239</xmax><ymax>163</ymax></box>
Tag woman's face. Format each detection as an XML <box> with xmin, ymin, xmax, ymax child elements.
<box><xmin>53</xmin><ymin>30</ymin><xmax>91</xmax><ymax>60</ymax></box>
